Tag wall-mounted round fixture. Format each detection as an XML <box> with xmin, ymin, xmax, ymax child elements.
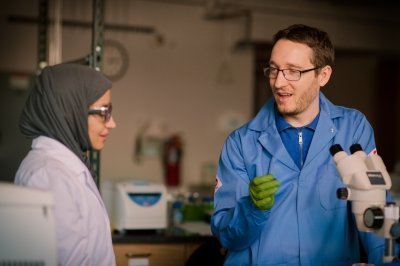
<box><xmin>102</xmin><ymin>39</ymin><xmax>129</xmax><ymax>81</ymax></box>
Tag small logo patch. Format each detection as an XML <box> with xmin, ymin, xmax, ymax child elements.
<box><xmin>215</xmin><ymin>175</ymin><xmax>222</xmax><ymax>192</ymax></box>
<box><xmin>369</xmin><ymin>148</ymin><xmax>378</xmax><ymax>156</ymax></box>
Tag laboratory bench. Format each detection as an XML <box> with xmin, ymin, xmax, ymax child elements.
<box><xmin>112</xmin><ymin>225</ymin><xmax>222</xmax><ymax>266</ymax></box>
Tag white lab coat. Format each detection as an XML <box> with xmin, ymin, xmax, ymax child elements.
<box><xmin>15</xmin><ymin>136</ymin><xmax>116</xmax><ymax>266</ymax></box>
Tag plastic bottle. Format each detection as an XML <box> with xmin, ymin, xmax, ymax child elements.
<box><xmin>171</xmin><ymin>195</ymin><xmax>184</xmax><ymax>226</ymax></box>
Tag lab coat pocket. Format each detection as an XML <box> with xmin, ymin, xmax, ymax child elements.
<box><xmin>317</xmin><ymin>164</ymin><xmax>347</xmax><ymax>211</ymax></box>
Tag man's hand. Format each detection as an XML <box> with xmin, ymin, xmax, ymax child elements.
<box><xmin>249</xmin><ymin>174</ymin><xmax>280</xmax><ymax>210</ymax></box>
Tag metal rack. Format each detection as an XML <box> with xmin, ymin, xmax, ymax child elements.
<box><xmin>88</xmin><ymin>0</ymin><xmax>105</xmax><ymax>187</ymax></box>
<box><xmin>37</xmin><ymin>0</ymin><xmax>105</xmax><ymax>187</ymax></box>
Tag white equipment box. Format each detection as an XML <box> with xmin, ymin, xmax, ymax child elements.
<box><xmin>102</xmin><ymin>180</ymin><xmax>168</xmax><ymax>231</ymax></box>
<box><xmin>0</xmin><ymin>182</ymin><xmax>57</xmax><ymax>265</ymax></box>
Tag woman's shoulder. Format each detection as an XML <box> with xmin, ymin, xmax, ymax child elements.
<box><xmin>15</xmin><ymin>138</ymin><xmax>88</xmax><ymax>187</ymax></box>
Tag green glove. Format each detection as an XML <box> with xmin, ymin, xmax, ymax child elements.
<box><xmin>249</xmin><ymin>174</ymin><xmax>280</xmax><ymax>210</ymax></box>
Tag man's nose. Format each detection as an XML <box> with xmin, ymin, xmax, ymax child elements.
<box><xmin>273</xmin><ymin>70</ymin><xmax>288</xmax><ymax>87</ymax></box>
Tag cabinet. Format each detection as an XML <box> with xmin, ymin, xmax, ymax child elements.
<box><xmin>113</xmin><ymin>242</ymin><xmax>202</xmax><ymax>266</ymax></box>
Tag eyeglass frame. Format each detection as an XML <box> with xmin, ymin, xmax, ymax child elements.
<box><xmin>263</xmin><ymin>66</ymin><xmax>320</xmax><ymax>81</ymax></box>
<box><xmin>88</xmin><ymin>103</ymin><xmax>113</xmax><ymax>122</ymax></box>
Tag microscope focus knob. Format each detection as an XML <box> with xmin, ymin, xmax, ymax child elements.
<box><xmin>363</xmin><ymin>207</ymin><xmax>384</xmax><ymax>229</ymax></box>
<box><xmin>336</xmin><ymin>188</ymin><xmax>348</xmax><ymax>200</ymax></box>
<box><xmin>390</xmin><ymin>222</ymin><xmax>400</xmax><ymax>239</ymax></box>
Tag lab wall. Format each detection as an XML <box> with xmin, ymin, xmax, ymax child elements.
<box><xmin>0</xmin><ymin>0</ymin><xmax>399</xmax><ymax>188</ymax></box>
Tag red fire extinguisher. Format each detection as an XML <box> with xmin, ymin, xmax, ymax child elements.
<box><xmin>163</xmin><ymin>134</ymin><xmax>183</xmax><ymax>187</ymax></box>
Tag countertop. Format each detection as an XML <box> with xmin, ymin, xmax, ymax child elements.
<box><xmin>112</xmin><ymin>222</ymin><xmax>215</xmax><ymax>244</ymax></box>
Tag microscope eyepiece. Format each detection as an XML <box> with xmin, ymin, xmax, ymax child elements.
<box><xmin>330</xmin><ymin>144</ymin><xmax>343</xmax><ymax>156</ymax></box>
<box><xmin>350</xmin><ymin>144</ymin><xmax>363</xmax><ymax>154</ymax></box>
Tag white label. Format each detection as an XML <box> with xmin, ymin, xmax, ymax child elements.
<box><xmin>129</xmin><ymin>258</ymin><xmax>150</xmax><ymax>266</ymax></box>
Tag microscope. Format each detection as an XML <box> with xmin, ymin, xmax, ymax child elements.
<box><xmin>330</xmin><ymin>143</ymin><xmax>400</xmax><ymax>264</ymax></box>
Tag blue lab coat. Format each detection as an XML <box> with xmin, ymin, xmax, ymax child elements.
<box><xmin>211</xmin><ymin>93</ymin><xmax>387</xmax><ymax>266</ymax></box>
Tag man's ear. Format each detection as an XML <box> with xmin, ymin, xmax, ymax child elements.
<box><xmin>319</xmin><ymin>65</ymin><xmax>332</xmax><ymax>87</ymax></box>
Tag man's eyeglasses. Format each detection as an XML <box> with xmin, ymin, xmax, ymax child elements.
<box><xmin>263</xmin><ymin>67</ymin><xmax>320</xmax><ymax>81</ymax></box>
<box><xmin>88</xmin><ymin>103</ymin><xmax>112</xmax><ymax>122</ymax></box>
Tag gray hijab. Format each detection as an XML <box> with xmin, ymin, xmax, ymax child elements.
<box><xmin>20</xmin><ymin>63</ymin><xmax>112</xmax><ymax>179</ymax></box>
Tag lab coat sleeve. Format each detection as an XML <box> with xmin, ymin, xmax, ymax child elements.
<box><xmin>351</xmin><ymin>114</ymin><xmax>376</xmax><ymax>155</ymax></box>
<box><xmin>20</xmin><ymin>163</ymin><xmax>91</xmax><ymax>266</ymax></box>
<box><xmin>211</xmin><ymin>132</ymin><xmax>271</xmax><ymax>251</ymax></box>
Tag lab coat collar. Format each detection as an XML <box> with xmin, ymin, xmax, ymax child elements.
<box><xmin>248</xmin><ymin>92</ymin><xmax>343</xmax><ymax>132</ymax></box>
<box><xmin>32</xmin><ymin>136</ymin><xmax>87</xmax><ymax>176</ymax></box>
<box><xmin>32</xmin><ymin>136</ymin><xmax>105</xmax><ymax>205</ymax></box>
<box><xmin>251</xmin><ymin>92</ymin><xmax>342</xmax><ymax>170</ymax></box>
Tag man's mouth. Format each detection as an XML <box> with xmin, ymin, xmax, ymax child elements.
<box><xmin>275</xmin><ymin>91</ymin><xmax>293</xmax><ymax>100</ymax></box>
<box><xmin>276</xmin><ymin>91</ymin><xmax>292</xmax><ymax>97</ymax></box>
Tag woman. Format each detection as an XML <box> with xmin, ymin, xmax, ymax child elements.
<box><xmin>14</xmin><ymin>63</ymin><xmax>116</xmax><ymax>266</ymax></box>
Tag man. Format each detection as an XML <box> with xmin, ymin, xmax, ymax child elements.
<box><xmin>211</xmin><ymin>24</ymin><xmax>390</xmax><ymax>265</ymax></box>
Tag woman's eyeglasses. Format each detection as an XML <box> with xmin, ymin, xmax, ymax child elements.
<box><xmin>88</xmin><ymin>103</ymin><xmax>112</xmax><ymax>122</ymax></box>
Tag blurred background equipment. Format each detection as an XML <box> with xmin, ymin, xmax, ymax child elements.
<box><xmin>102</xmin><ymin>179</ymin><xmax>168</xmax><ymax>232</ymax></box>
<box><xmin>0</xmin><ymin>182</ymin><xmax>57</xmax><ymax>265</ymax></box>
<box><xmin>163</xmin><ymin>134</ymin><xmax>184</xmax><ymax>187</ymax></box>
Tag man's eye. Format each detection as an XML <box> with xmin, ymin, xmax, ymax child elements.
<box><xmin>287</xmin><ymin>69</ymin><xmax>299</xmax><ymax>75</ymax></box>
